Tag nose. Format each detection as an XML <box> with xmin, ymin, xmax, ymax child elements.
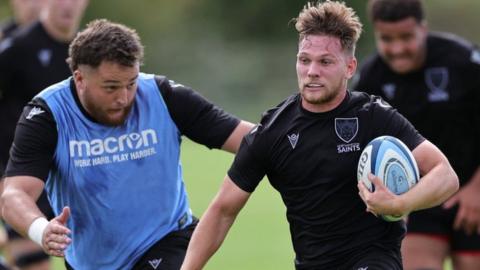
<box><xmin>115</xmin><ymin>88</ymin><xmax>129</xmax><ymax>106</ymax></box>
<box><xmin>307</xmin><ymin>62</ymin><xmax>321</xmax><ymax>78</ymax></box>
<box><xmin>389</xmin><ymin>40</ymin><xmax>406</xmax><ymax>55</ymax></box>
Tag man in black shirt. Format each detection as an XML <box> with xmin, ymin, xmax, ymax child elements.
<box><xmin>181</xmin><ymin>2</ymin><xmax>459</xmax><ymax>270</ymax></box>
<box><xmin>0</xmin><ymin>0</ymin><xmax>88</xmax><ymax>269</ymax></box>
<box><xmin>352</xmin><ymin>0</ymin><xmax>480</xmax><ymax>269</ymax></box>
<box><xmin>0</xmin><ymin>0</ymin><xmax>44</xmax><ymax>40</ymax></box>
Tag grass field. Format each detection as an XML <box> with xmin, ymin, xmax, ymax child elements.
<box><xmin>51</xmin><ymin>139</ymin><xmax>452</xmax><ymax>270</ymax></box>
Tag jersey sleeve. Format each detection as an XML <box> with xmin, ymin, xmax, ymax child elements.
<box><xmin>5</xmin><ymin>98</ymin><xmax>57</xmax><ymax>181</ymax></box>
<box><xmin>154</xmin><ymin>76</ymin><xmax>240</xmax><ymax>149</ymax></box>
<box><xmin>227</xmin><ymin>125</ymin><xmax>268</xmax><ymax>193</ymax></box>
<box><xmin>368</xmin><ymin>96</ymin><xmax>425</xmax><ymax>150</ymax></box>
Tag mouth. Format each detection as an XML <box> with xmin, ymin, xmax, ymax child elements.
<box><xmin>304</xmin><ymin>83</ymin><xmax>325</xmax><ymax>90</ymax></box>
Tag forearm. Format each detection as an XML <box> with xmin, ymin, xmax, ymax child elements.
<box><xmin>1</xmin><ymin>179</ymin><xmax>45</xmax><ymax>237</ymax></box>
<box><xmin>182</xmin><ymin>205</ymin><xmax>237</xmax><ymax>270</ymax></box>
<box><xmin>400</xmin><ymin>161</ymin><xmax>458</xmax><ymax>213</ymax></box>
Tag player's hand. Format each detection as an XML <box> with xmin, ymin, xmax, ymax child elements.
<box><xmin>42</xmin><ymin>206</ymin><xmax>72</xmax><ymax>257</ymax></box>
<box><xmin>358</xmin><ymin>173</ymin><xmax>403</xmax><ymax>217</ymax></box>
<box><xmin>443</xmin><ymin>181</ymin><xmax>480</xmax><ymax>235</ymax></box>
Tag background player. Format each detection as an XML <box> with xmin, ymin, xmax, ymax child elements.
<box><xmin>0</xmin><ymin>0</ymin><xmax>88</xmax><ymax>269</ymax></box>
<box><xmin>352</xmin><ymin>0</ymin><xmax>480</xmax><ymax>269</ymax></box>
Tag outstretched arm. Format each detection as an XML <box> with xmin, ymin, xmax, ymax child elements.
<box><xmin>181</xmin><ymin>175</ymin><xmax>250</xmax><ymax>270</ymax></box>
<box><xmin>221</xmin><ymin>120</ymin><xmax>255</xmax><ymax>153</ymax></box>
<box><xmin>1</xmin><ymin>176</ymin><xmax>71</xmax><ymax>257</ymax></box>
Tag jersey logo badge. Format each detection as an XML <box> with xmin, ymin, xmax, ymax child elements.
<box><xmin>335</xmin><ymin>118</ymin><xmax>358</xmax><ymax>143</ymax></box>
<box><xmin>425</xmin><ymin>67</ymin><xmax>449</xmax><ymax>102</ymax></box>
<box><xmin>26</xmin><ymin>107</ymin><xmax>45</xmax><ymax>120</ymax></box>
<box><xmin>287</xmin><ymin>133</ymin><xmax>299</xmax><ymax>149</ymax></box>
<box><xmin>38</xmin><ymin>49</ymin><xmax>52</xmax><ymax>67</ymax></box>
<box><xmin>148</xmin><ymin>258</ymin><xmax>162</xmax><ymax>269</ymax></box>
<box><xmin>471</xmin><ymin>49</ymin><xmax>480</xmax><ymax>65</ymax></box>
<box><xmin>381</xmin><ymin>83</ymin><xmax>396</xmax><ymax>100</ymax></box>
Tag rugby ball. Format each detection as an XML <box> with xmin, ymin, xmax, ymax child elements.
<box><xmin>357</xmin><ymin>136</ymin><xmax>420</xmax><ymax>222</ymax></box>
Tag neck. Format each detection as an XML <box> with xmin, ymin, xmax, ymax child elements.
<box><xmin>40</xmin><ymin>17</ymin><xmax>77</xmax><ymax>42</ymax></box>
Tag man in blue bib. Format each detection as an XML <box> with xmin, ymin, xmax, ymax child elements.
<box><xmin>1</xmin><ymin>19</ymin><xmax>253</xmax><ymax>270</ymax></box>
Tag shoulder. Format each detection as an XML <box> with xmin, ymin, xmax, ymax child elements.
<box><xmin>244</xmin><ymin>94</ymin><xmax>299</xmax><ymax>145</ymax></box>
<box><xmin>428</xmin><ymin>32</ymin><xmax>480</xmax><ymax>66</ymax></box>
<box><xmin>349</xmin><ymin>91</ymin><xmax>392</xmax><ymax>114</ymax></box>
<box><xmin>352</xmin><ymin>53</ymin><xmax>389</xmax><ymax>93</ymax></box>
<box><xmin>259</xmin><ymin>94</ymin><xmax>299</xmax><ymax>131</ymax></box>
<box><xmin>0</xmin><ymin>22</ymin><xmax>39</xmax><ymax>55</ymax></box>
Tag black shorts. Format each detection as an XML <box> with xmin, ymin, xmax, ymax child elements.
<box><xmin>407</xmin><ymin>205</ymin><xmax>480</xmax><ymax>253</ymax></box>
<box><xmin>295</xmin><ymin>243</ymin><xmax>402</xmax><ymax>270</ymax></box>
<box><xmin>65</xmin><ymin>219</ymin><xmax>198</xmax><ymax>270</ymax></box>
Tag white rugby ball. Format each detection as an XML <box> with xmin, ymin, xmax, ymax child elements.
<box><xmin>357</xmin><ymin>136</ymin><xmax>420</xmax><ymax>222</ymax></box>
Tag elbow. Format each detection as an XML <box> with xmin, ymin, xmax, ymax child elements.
<box><xmin>445</xmin><ymin>165</ymin><xmax>460</xmax><ymax>198</ymax></box>
<box><xmin>0</xmin><ymin>188</ymin><xmax>12</xmax><ymax>220</ymax></box>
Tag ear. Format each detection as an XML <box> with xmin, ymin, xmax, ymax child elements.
<box><xmin>73</xmin><ymin>69</ymin><xmax>85</xmax><ymax>91</ymax></box>
<box><xmin>345</xmin><ymin>56</ymin><xmax>357</xmax><ymax>80</ymax></box>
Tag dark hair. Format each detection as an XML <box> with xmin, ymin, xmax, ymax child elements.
<box><xmin>67</xmin><ymin>19</ymin><xmax>144</xmax><ymax>71</ymax></box>
<box><xmin>293</xmin><ymin>1</ymin><xmax>362</xmax><ymax>55</ymax></box>
<box><xmin>368</xmin><ymin>0</ymin><xmax>425</xmax><ymax>23</ymax></box>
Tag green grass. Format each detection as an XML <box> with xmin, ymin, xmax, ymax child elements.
<box><xmin>51</xmin><ymin>139</ymin><xmax>453</xmax><ymax>269</ymax></box>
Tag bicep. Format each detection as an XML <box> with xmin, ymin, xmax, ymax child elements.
<box><xmin>221</xmin><ymin>120</ymin><xmax>255</xmax><ymax>153</ymax></box>
<box><xmin>211</xmin><ymin>175</ymin><xmax>251</xmax><ymax>216</ymax></box>
<box><xmin>3</xmin><ymin>175</ymin><xmax>45</xmax><ymax>201</ymax></box>
<box><xmin>412</xmin><ymin>139</ymin><xmax>449</xmax><ymax>176</ymax></box>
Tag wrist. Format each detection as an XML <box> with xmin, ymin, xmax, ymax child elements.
<box><xmin>28</xmin><ymin>217</ymin><xmax>48</xmax><ymax>247</ymax></box>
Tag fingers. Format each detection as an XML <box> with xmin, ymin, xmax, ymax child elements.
<box><xmin>443</xmin><ymin>194</ymin><xmax>459</xmax><ymax>209</ymax></box>
<box><xmin>56</xmin><ymin>206</ymin><xmax>71</xmax><ymax>225</ymax></box>
<box><xmin>42</xmin><ymin>212</ymin><xmax>72</xmax><ymax>257</ymax></box>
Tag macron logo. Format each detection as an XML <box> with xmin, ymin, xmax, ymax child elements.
<box><xmin>26</xmin><ymin>107</ymin><xmax>45</xmax><ymax>120</ymax></box>
<box><xmin>69</xmin><ymin>129</ymin><xmax>158</xmax><ymax>157</ymax></box>
<box><xmin>148</xmin><ymin>258</ymin><xmax>162</xmax><ymax>269</ymax></box>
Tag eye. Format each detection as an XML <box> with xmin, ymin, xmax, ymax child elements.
<box><xmin>321</xmin><ymin>59</ymin><xmax>332</xmax><ymax>65</ymax></box>
<box><xmin>298</xmin><ymin>57</ymin><xmax>310</xmax><ymax>64</ymax></box>
<box><xmin>380</xmin><ymin>35</ymin><xmax>393</xmax><ymax>43</ymax></box>
<box><xmin>104</xmin><ymin>85</ymin><xmax>119</xmax><ymax>92</ymax></box>
<box><xmin>127</xmin><ymin>82</ymin><xmax>136</xmax><ymax>90</ymax></box>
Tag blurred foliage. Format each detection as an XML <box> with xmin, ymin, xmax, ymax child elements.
<box><xmin>0</xmin><ymin>0</ymin><xmax>479</xmax><ymax>121</ymax></box>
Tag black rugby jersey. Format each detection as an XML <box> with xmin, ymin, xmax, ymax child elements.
<box><xmin>228</xmin><ymin>91</ymin><xmax>424</xmax><ymax>269</ymax></box>
<box><xmin>353</xmin><ymin>32</ymin><xmax>480</xmax><ymax>185</ymax></box>
<box><xmin>0</xmin><ymin>21</ymin><xmax>71</xmax><ymax>174</ymax></box>
<box><xmin>6</xmin><ymin>76</ymin><xmax>240</xmax><ymax>181</ymax></box>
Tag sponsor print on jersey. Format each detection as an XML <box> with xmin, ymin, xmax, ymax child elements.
<box><xmin>148</xmin><ymin>258</ymin><xmax>162</xmax><ymax>269</ymax></box>
<box><xmin>425</xmin><ymin>67</ymin><xmax>449</xmax><ymax>102</ymax></box>
<box><xmin>287</xmin><ymin>133</ymin><xmax>299</xmax><ymax>149</ymax></box>
<box><xmin>381</xmin><ymin>83</ymin><xmax>396</xmax><ymax>100</ymax></box>
<box><xmin>335</xmin><ymin>118</ymin><xmax>360</xmax><ymax>153</ymax></box>
<box><xmin>37</xmin><ymin>49</ymin><xmax>52</xmax><ymax>67</ymax></box>
<box><xmin>70</xmin><ymin>129</ymin><xmax>158</xmax><ymax>167</ymax></box>
<box><xmin>26</xmin><ymin>107</ymin><xmax>45</xmax><ymax>120</ymax></box>
<box><xmin>471</xmin><ymin>49</ymin><xmax>480</xmax><ymax>65</ymax></box>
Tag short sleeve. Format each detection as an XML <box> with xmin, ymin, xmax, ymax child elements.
<box><xmin>155</xmin><ymin>76</ymin><xmax>240</xmax><ymax>149</ymax></box>
<box><xmin>227</xmin><ymin>125</ymin><xmax>268</xmax><ymax>193</ymax></box>
<box><xmin>5</xmin><ymin>98</ymin><xmax>57</xmax><ymax>180</ymax></box>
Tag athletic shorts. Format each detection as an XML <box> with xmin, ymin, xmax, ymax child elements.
<box><xmin>295</xmin><ymin>243</ymin><xmax>402</xmax><ymax>270</ymax></box>
<box><xmin>65</xmin><ymin>218</ymin><xmax>198</xmax><ymax>270</ymax></box>
<box><xmin>407</xmin><ymin>205</ymin><xmax>480</xmax><ymax>253</ymax></box>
